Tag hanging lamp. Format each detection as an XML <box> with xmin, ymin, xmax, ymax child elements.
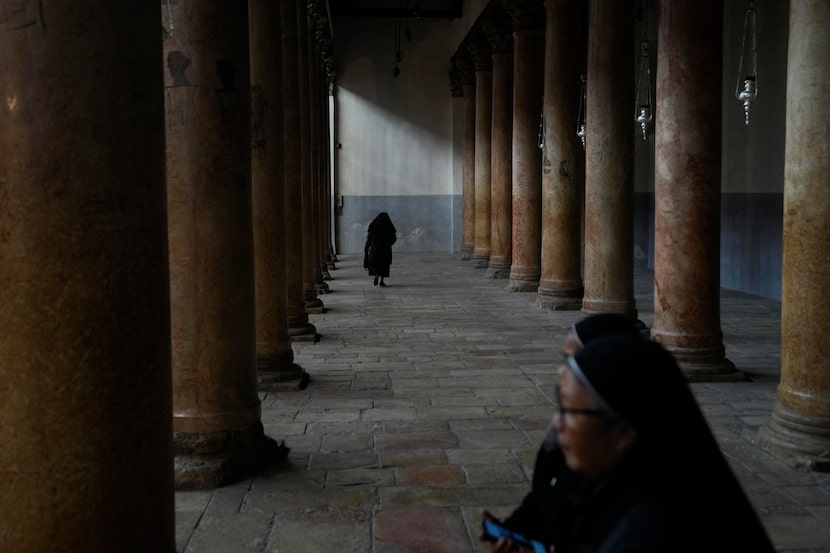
<box><xmin>634</xmin><ymin>39</ymin><xmax>653</xmax><ymax>140</ymax></box>
<box><xmin>735</xmin><ymin>0</ymin><xmax>758</xmax><ymax>125</ymax></box>
<box><xmin>576</xmin><ymin>74</ymin><xmax>586</xmax><ymax>149</ymax></box>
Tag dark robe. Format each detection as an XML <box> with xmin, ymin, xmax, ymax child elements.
<box><xmin>364</xmin><ymin>212</ymin><xmax>397</xmax><ymax>278</ymax></box>
<box><xmin>554</xmin><ymin>336</ymin><xmax>777</xmax><ymax>553</ymax></box>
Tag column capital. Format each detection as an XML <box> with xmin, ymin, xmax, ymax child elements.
<box><xmin>482</xmin><ymin>18</ymin><xmax>514</xmax><ymax>54</ymax></box>
<box><xmin>503</xmin><ymin>0</ymin><xmax>546</xmax><ymax>32</ymax></box>
<box><xmin>454</xmin><ymin>53</ymin><xmax>476</xmax><ymax>85</ymax></box>
<box><xmin>449</xmin><ymin>67</ymin><xmax>464</xmax><ymax>97</ymax></box>
<box><xmin>466</xmin><ymin>37</ymin><xmax>492</xmax><ymax>71</ymax></box>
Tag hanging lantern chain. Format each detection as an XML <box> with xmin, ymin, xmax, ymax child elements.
<box><xmin>735</xmin><ymin>0</ymin><xmax>758</xmax><ymax>125</ymax></box>
<box><xmin>634</xmin><ymin>39</ymin><xmax>653</xmax><ymax>140</ymax></box>
<box><xmin>576</xmin><ymin>74</ymin><xmax>586</xmax><ymax>149</ymax></box>
<box><xmin>634</xmin><ymin>0</ymin><xmax>652</xmax><ymax>140</ymax></box>
<box><xmin>163</xmin><ymin>0</ymin><xmax>175</xmax><ymax>38</ymax></box>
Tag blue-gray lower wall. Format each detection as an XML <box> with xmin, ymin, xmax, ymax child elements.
<box><xmin>634</xmin><ymin>192</ymin><xmax>783</xmax><ymax>301</ymax></box>
<box><xmin>335</xmin><ymin>194</ymin><xmax>462</xmax><ymax>254</ymax></box>
<box><xmin>337</xmin><ymin>193</ymin><xmax>782</xmax><ymax>301</ymax></box>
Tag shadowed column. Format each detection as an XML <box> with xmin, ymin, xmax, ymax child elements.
<box><xmin>0</xmin><ymin>3</ymin><xmax>174</xmax><ymax>550</ymax></box>
<box><xmin>456</xmin><ymin>54</ymin><xmax>477</xmax><ymax>261</ymax></box>
<box><xmin>483</xmin><ymin>16</ymin><xmax>514</xmax><ymax>280</ymax></box>
<box><xmin>308</xmin><ymin>1</ymin><xmax>330</xmax><ymax>294</ymax></box>
<box><xmin>537</xmin><ymin>0</ymin><xmax>585</xmax><ymax>310</ymax></box>
<box><xmin>298</xmin><ymin>1</ymin><xmax>325</xmax><ymax>314</ymax></box>
<box><xmin>250</xmin><ymin>0</ymin><xmax>308</xmax><ymax>390</ymax></box>
<box><xmin>582</xmin><ymin>0</ymin><xmax>640</xmax><ymax>322</ymax></box>
<box><xmin>759</xmin><ymin>0</ymin><xmax>830</xmax><ymax>468</ymax></box>
<box><xmin>316</xmin><ymin>16</ymin><xmax>336</xmax><ymax>281</ymax></box>
<box><xmin>505</xmin><ymin>0</ymin><xmax>545</xmax><ymax>293</ymax></box>
<box><xmin>283</xmin><ymin>0</ymin><xmax>318</xmax><ymax>341</ymax></box>
<box><xmin>164</xmin><ymin>0</ymin><xmax>287</xmax><ymax>489</ymax></box>
<box><xmin>468</xmin><ymin>37</ymin><xmax>493</xmax><ymax>269</ymax></box>
<box><xmin>651</xmin><ymin>0</ymin><xmax>740</xmax><ymax>380</ymax></box>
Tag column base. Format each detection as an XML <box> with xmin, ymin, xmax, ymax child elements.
<box><xmin>506</xmin><ymin>277</ymin><xmax>538</xmax><ymax>293</ymax></box>
<box><xmin>288</xmin><ymin>317</ymin><xmax>317</xmax><ymax>342</ymax></box>
<box><xmin>536</xmin><ymin>288</ymin><xmax>583</xmax><ymax>310</ymax></box>
<box><xmin>758</xmin><ymin>404</ymin><xmax>830</xmax><ymax>471</ymax></box>
<box><xmin>460</xmin><ymin>246</ymin><xmax>474</xmax><ymax>260</ymax></box>
<box><xmin>484</xmin><ymin>261</ymin><xmax>511</xmax><ymax>279</ymax></box>
<box><xmin>472</xmin><ymin>253</ymin><xmax>489</xmax><ymax>269</ymax></box>
<box><xmin>259</xmin><ymin>365</ymin><xmax>310</xmax><ymax>391</ymax></box>
<box><xmin>322</xmin><ymin>269</ymin><xmax>333</xmax><ymax>281</ymax></box>
<box><xmin>174</xmin><ymin>421</ymin><xmax>289</xmax><ymax>490</ymax></box>
<box><xmin>663</xmin><ymin>345</ymin><xmax>747</xmax><ymax>382</ymax></box>
<box><xmin>316</xmin><ymin>281</ymin><xmax>330</xmax><ymax>294</ymax></box>
<box><xmin>305</xmin><ymin>297</ymin><xmax>325</xmax><ymax>314</ymax></box>
<box><xmin>257</xmin><ymin>351</ymin><xmax>310</xmax><ymax>391</ymax></box>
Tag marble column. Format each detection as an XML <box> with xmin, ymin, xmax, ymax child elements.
<box><xmin>164</xmin><ymin>0</ymin><xmax>287</xmax><ymax>489</ymax></box>
<box><xmin>457</xmin><ymin>55</ymin><xmax>477</xmax><ymax>261</ymax></box>
<box><xmin>298</xmin><ymin>1</ymin><xmax>325</xmax><ymax>313</ymax></box>
<box><xmin>250</xmin><ymin>0</ymin><xmax>308</xmax><ymax>390</ymax></box>
<box><xmin>0</xmin><ymin>4</ymin><xmax>174</xmax><ymax>550</ymax></box>
<box><xmin>483</xmin><ymin>20</ymin><xmax>514</xmax><ymax>279</ymax></box>
<box><xmin>651</xmin><ymin>0</ymin><xmax>740</xmax><ymax>380</ymax></box>
<box><xmin>322</xmin><ymin>52</ymin><xmax>338</xmax><ymax>270</ymax></box>
<box><xmin>505</xmin><ymin>0</ymin><xmax>545</xmax><ymax>293</ymax></box>
<box><xmin>313</xmin><ymin>7</ymin><xmax>334</xmax><ymax>286</ymax></box>
<box><xmin>320</xmin><ymin>39</ymin><xmax>337</xmax><ymax>274</ymax></box>
<box><xmin>759</xmin><ymin>0</ymin><xmax>830</xmax><ymax>468</ymax></box>
<box><xmin>469</xmin><ymin>38</ymin><xmax>493</xmax><ymax>269</ymax></box>
<box><xmin>308</xmin><ymin>2</ymin><xmax>330</xmax><ymax>294</ymax></box>
<box><xmin>582</xmin><ymin>0</ymin><xmax>640</xmax><ymax>321</ymax></box>
<box><xmin>283</xmin><ymin>0</ymin><xmax>318</xmax><ymax>341</ymax></box>
<box><xmin>536</xmin><ymin>0</ymin><xmax>585</xmax><ymax>310</ymax></box>
<box><xmin>323</xmin><ymin>65</ymin><xmax>338</xmax><ymax>271</ymax></box>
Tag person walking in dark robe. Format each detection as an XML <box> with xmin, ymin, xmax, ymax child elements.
<box><xmin>364</xmin><ymin>212</ymin><xmax>397</xmax><ymax>286</ymax></box>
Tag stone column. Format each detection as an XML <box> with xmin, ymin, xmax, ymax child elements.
<box><xmin>324</xmin><ymin>64</ymin><xmax>338</xmax><ymax>271</ymax></box>
<box><xmin>759</xmin><ymin>1</ymin><xmax>830</xmax><ymax>468</ymax></box>
<box><xmin>582</xmin><ymin>0</ymin><xmax>640</xmax><ymax>320</ymax></box>
<box><xmin>298</xmin><ymin>1</ymin><xmax>325</xmax><ymax>313</ymax></box>
<box><xmin>308</xmin><ymin>2</ymin><xmax>330</xmax><ymax>294</ymax></box>
<box><xmin>469</xmin><ymin>38</ymin><xmax>493</xmax><ymax>269</ymax></box>
<box><xmin>283</xmin><ymin>0</ymin><xmax>318</xmax><ymax>341</ymax></box>
<box><xmin>457</xmin><ymin>54</ymin><xmax>477</xmax><ymax>261</ymax></box>
<box><xmin>320</xmin><ymin>36</ymin><xmax>337</xmax><ymax>273</ymax></box>
<box><xmin>651</xmin><ymin>0</ymin><xmax>739</xmax><ymax>380</ymax></box>
<box><xmin>537</xmin><ymin>0</ymin><xmax>585</xmax><ymax>310</ymax></box>
<box><xmin>250</xmin><ymin>0</ymin><xmax>308</xmax><ymax>390</ymax></box>
<box><xmin>322</xmin><ymin>51</ymin><xmax>338</xmax><ymax>270</ymax></box>
<box><xmin>164</xmin><ymin>0</ymin><xmax>287</xmax><ymax>489</ymax></box>
<box><xmin>505</xmin><ymin>0</ymin><xmax>545</xmax><ymax>293</ymax></box>
<box><xmin>0</xmin><ymin>4</ymin><xmax>174</xmax><ymax>550</ymax></box>
<box><xmin>483</xmin><ymin>19</ymin><xmax>514</xmax><ymax>279</ymax></box>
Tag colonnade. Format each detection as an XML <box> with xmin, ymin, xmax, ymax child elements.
<box><xmin>1</xmin><ymin>1</ymin><xmax>335</xmax><ymax>550</ymax></box>
<box><xmin>452</xmin><ymin>0</ymin><xmax>830</xmax><ymax>469</ymax></box>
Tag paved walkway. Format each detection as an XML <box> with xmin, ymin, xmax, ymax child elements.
<box><xmin>175</xmin><ymin>253</ymin><xmax>830</xmax><ymax>553</ymax></box>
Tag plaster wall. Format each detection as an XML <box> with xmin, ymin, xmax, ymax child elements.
<box><xmin>333</xmin><ymin>15</ymin><xmax>466</xmax><ymax>253</ymax></box>
<box><xmin>331</xmin><ymin>1</ymin><xmax>789</xmax><ymax>299</ymax></box>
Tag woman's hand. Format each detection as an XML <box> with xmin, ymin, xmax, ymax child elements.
<box><xmin>478</xmin><ymin>509</ymin><xmax>553</xmax><ymax>553</ymax></box>
<box><xmin>479</xmin><ymin>510</ymin><xmax>542</xmax><ymax>553</ymax></box>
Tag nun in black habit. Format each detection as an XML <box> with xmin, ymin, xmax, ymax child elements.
<box><xmin>549</xmin><ymin>335</ymin><xmax>776</xmax><ymax>553</ymax></box>
<box><xmin>364</xmin><ymin>212</ymin><xmax>397</xmax><ymax>286</ymax></box>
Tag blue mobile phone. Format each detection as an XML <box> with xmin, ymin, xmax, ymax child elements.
<box><xmin>481</xmin><ymin>519</ymin><xmax>547</xmax><ymax>553</ymax></box>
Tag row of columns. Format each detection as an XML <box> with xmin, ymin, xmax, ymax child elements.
<box><xmin>0</xmin><ymin>1</ymin><xmax>335</xmax><ymax>550</ymax></box>
<box><xmin>453</xmin><ymin>0</ymin><xmax>830</xmax><ymax>468</ymax></box>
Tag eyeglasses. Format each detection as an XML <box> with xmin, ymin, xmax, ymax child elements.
<box><xmin>554</xmin><ymin>384</ymin><xmax>609</xmax><ymax>423</ymax></box>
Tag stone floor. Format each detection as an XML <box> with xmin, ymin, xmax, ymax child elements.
<box><xmin>175</xmin><ymin>253</ymin><xmax>830</xmax><ymax>553</ymax></box>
